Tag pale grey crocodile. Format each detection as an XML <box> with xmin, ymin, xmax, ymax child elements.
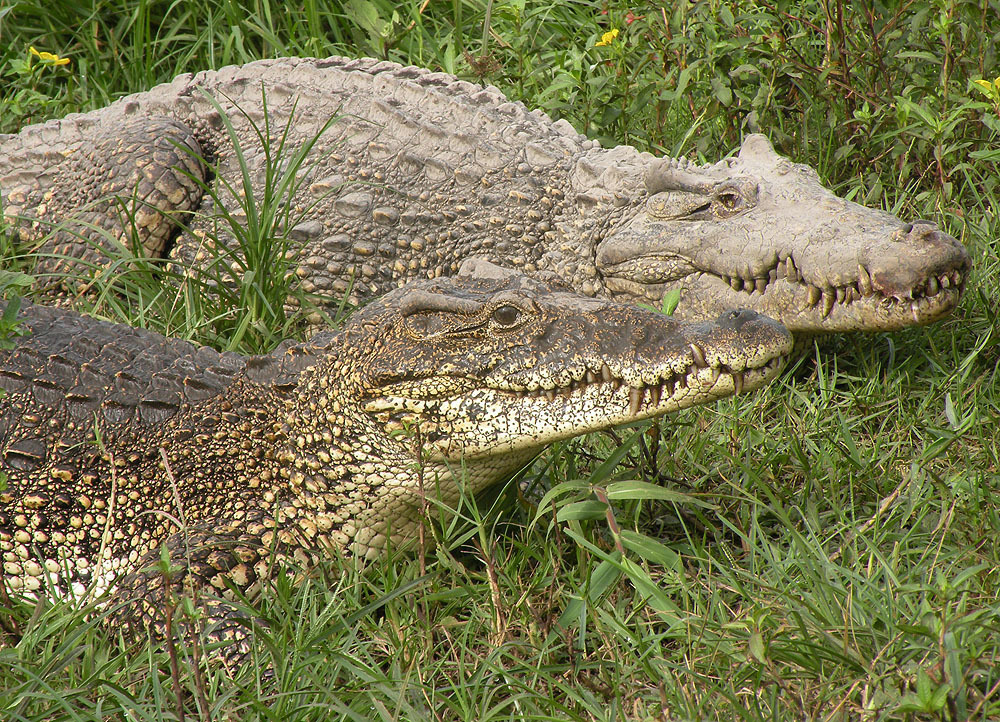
<box><xmin>0</xmin><ymin>56</ymin><xmax>970</xmax><ymax>335</ymax></box>
<box><xmin>0</xmin><ymin>261</ymin><xmax>791</xmax><ymax>654</ymax></box>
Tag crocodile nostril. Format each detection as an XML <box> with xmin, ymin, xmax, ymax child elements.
<box><xmin>717</xmin><ymin>308</ymin><xmax>760</xmax><ymax>330</ymax></box>
<box><xmin>908</xmin><ymin>220</ymin><xmax>943</xmax><ymax>242</ymax></box>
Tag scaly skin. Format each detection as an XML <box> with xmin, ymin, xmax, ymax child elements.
<box><xmin>0</xmin><ymin>56</ymin><xmax>970</xmax><ymax>335</ymax></box>
<box><xmin>0</xmin><ymin>262</ymin><xmax>792</xmax><ymax>653</ymax></box>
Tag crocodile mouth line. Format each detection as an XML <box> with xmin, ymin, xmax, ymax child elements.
<box><xmin>504</xmin><ymin>349</ymin><xmax>788</xmax><ymax>416</ymax></box>
<box><xmin>715</xmin><ymin>256</ymin><xmax>967</xmax><ymax>320</ymax></box>
<box><xmin>606</xmin><ymin>254</ymin><xmax>967</xmax><ymax>323</ymax></box>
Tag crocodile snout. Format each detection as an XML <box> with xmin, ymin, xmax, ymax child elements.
<box><xmin>870</xmin><ymin>221</ymin><xmax>970</xmax><ymax>297</ymax></box>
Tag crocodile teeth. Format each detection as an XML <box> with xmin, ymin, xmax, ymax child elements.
<box><xmin>822</xmin><ymin>291</ymin><xmax>836</xmax><ymax>318</ymax></box>
<box><xmin>585</xmin><ymin>369</ymin><xmax>599</xmax><ymax>384</ymax></box>
<box><xmin>601</xmin><ymin>363</ymin><xmax>613</xmax><ymax>383</ymax></box>
<box><xmin>926</xmin><ymin>276</ymin><xmax>940</xmax><ymax>297</ymax></box>
<box><xmin>711</xmin><ymin>367</ymin><xmax>721</xmax><ymax>383</ymax></box>
<box><xmin>689</xmin><ymin>343</ymin><xmax>707</xmax><ymax>368</ymax></box>
<box><xmin>755</xmin><ymin>278</ymin><xmax>767</xmax><ymax>294</ymax></box>
<box><xmin>648</xmin><ymin>384</ymin><xmax>662</xmax><ymax>407</ymax></box>
<box><xmin>733</xmin><ymin>372</ymin><xmax>744</xmax><ymax>395</ymax></box>
<box><xmin>544</xmin><ymin>389</ymin><xmax>557</xmax><ymax>402</ymax></box>
<box><xmin>786</xmin><ymin>256</ymin><xmax>798</xmax><ymax>281</ymax></box>
<box><xmin>858</xmin><ymin>265</ymin><xmax>873</xmax><ymax>296</ymax></box>
<box><xmin>835</xmin><ymin>287</ymin><xmax>846</xmax><ymax>303</ymax></box>
<box><xmin>940</xmin><ymin>274</ymin><xmax>951</xmax><ymax>289</ymax></box>
<box><xmin>730</xmin><ymin>276</ymin><xmax>743</xmax><ymax>292</ymax></box>
<box><xmin>808</xmin><ymin>285</ymin><xmax>822</xmax><ymax>307</ymax></box>
<box><xmin>845</xmin><ymin>286</ymin><xmax>858</xmax><ymax>304</ymax></box>
<box><xmin>629</xmin><ymin>387</ymin><xmax>646</xmax><ymax>416</ymax></box>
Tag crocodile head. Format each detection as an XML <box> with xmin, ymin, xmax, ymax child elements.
<box><xmin>593</xmin><ymin>135</ymin><xmax>971</xmax><ymax>335</ymax></box>
<box><xmin>351</xmin><ymin>261</ymin><xmax>792</xmax><ymax>464</ymax></box>
<box><xmin>284</xmin><ymin>261</ymin><xmax>791</xmax><ymax>558</ymax></box>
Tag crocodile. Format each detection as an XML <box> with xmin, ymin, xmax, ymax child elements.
<box><xmin>0</xmin><ymin>56</ymin><xmax>970</xmax><ymax>335</ymax></box>
<box><xmin>0</xmin><ymin>261</ymin><xmax>792</xmax><ymax>652</ymax></box>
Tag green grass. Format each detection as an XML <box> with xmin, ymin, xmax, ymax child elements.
<box><xmin>2</xmin><ymin>0</ymin><xmax>1000</xmax><ymax>719</ymax></box>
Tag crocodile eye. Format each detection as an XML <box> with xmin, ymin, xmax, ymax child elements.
<box><xmin>491</xmin><ymin>304</ymin><xmax>522</xmax><ymax>328</ymax></box>
<box><xmin>718</xmin><ymin>191</ymin><xmax>740</xmax><ymax>210</ymax></box>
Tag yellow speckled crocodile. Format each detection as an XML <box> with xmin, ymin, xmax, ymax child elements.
<box><xmin>1</xmin><ymin>262</ymin><xmax>790</xmax><ymax>657</ymax></box>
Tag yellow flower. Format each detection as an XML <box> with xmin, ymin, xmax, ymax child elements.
<box><xmin>595</xmin><ymin>28</ymin><xmax>619</xmax><ymax>47</ymax></box>
<box><xmin>972</xmin><ymin>77</ymin><xmax>1000</xmax><ymax>109</ymax></box>
<box><xmin>29</xmin><ymin>46</ymin><xmax>71</xmax><ymax>66</ymax></box>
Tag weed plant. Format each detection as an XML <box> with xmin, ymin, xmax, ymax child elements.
<box><xmin>1</xmin><ymin>1</ymin><xmax>999</xmax><ymax>720</ymax></box>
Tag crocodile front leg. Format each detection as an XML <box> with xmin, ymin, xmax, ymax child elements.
<box><xmin>1</xmin><ymin>116</ymin><xmax>206</xmax><ymax>280</ymax></box>
<box><xmin>109</xmin><ymin>518</ymin><xmax>305</xmax><ymax>669</ymax></box>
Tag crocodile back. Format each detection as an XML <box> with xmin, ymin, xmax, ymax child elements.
<box><xmin>0</xmin><ymin>300</ymin><xmax>247</xmax><ymax>473</ymax></box>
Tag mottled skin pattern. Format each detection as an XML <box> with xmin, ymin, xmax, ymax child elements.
<box><xmin>0</xmin><ymin>264</ymin><xmax>792</xmax><ymax>654</ymax></box>
<box><xmin>0</xmin><ymin>56</ymin><xmax>970</xmax><ymax>336</ymax></box>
